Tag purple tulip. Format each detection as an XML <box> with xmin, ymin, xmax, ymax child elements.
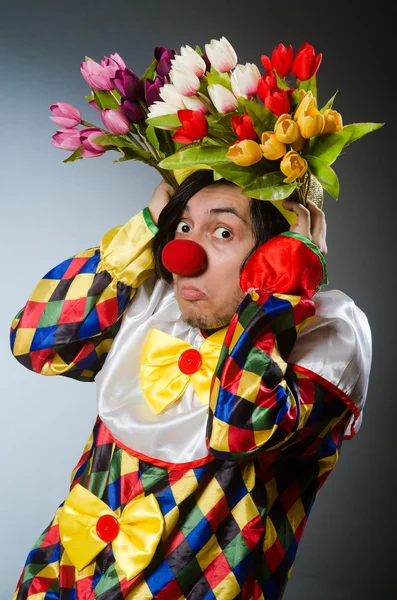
<box><xmin>51</xmin><ymin>128</ymin><xmax>81</xmax><ymax>151</ymax></box>
<box><xmin>112</xmin><ymin>68</ymin><xmax>144</xmax><ymax>101</ymax></box>
<box><xmin>145</xmin><ymin>75</ymin><xmax>167</xmax><ymax>106</ymax></box>
<box><xmin>120</xmin><ymin>99</ymin><xmax>145</xmax><ymax>124</ymax></box>
<box><xmin>80</xmin><ymin>58</ymin><xmax>113</xmax><ymax>91</ymax></box>
<box><xmin>100</xmin><ymin>109</ymin><xmax>130</xmax><ymax>134</ymax></box>
<box><xmin>101</xmin><ymin>52</ymin><xmax>126</xmax><ymax>78</ymax></box>
<box><xmin>80</xmin><ymin>127</ymin><xmax>106</xmax><ymax>158</ymax></box>
<box><xmin>154</xmin><ymin>46</ymin><xmax>176</xmax><ymax>78</ymax></box>
<box><xmin>49</xmin><ymin>102</ymin><xmax>82</xmax><ymax>128</ymax></box>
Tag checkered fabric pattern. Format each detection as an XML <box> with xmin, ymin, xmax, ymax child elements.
<box><xmin>10</xmin><ymin>210</ymin><xmax>354</xmax><ymax>599</ymax></box>
<box><xmin>9</xmin><ymin>208</ymin><xmax>157</xmax><ymax>382</ymax></box>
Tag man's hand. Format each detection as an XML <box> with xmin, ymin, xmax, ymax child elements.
<box><xmin>282</xmin><ymin>198</ymin><xmax>327</xmax><ymax>257</ymax></box>
<box><xmin>148</xmin><ymin>179</ymin><xmax>175</xmax><ymax>227</ymax></box>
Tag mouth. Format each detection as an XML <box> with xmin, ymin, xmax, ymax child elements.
<box><xmin>180</xmin><ymin>286</ymin><xmax>207</xmax><ymax>300</ymax></box>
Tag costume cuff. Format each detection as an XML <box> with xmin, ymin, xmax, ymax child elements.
<box><xmin>98</xmin><ymin>209</ymin><xmax>157</xmax><ymax>288</ymax></box>
<box><xmin>240</xmin><ymin>231</ymin><xmax>328</xmax><ymax>299</ymax></box>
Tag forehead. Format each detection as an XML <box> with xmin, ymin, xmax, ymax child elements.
<box><xmin>183</xmin><ymin>183</ymin><xmax>251</xmax><ymax>219</ymax></box>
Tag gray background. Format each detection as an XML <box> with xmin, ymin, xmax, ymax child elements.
<box><xmin>1</xmin><ymin>1</ymin><xmax>394</xmax><ymax>598</ymax></box>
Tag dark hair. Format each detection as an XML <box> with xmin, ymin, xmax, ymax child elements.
<box><xmin>152</xmin><ymin>169</ymin><xmax>290</xmax><ymax>283</ymax></box>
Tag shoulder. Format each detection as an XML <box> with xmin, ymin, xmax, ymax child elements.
<box><xmin>287</xmin><ymin>288</ymin><xmax>372</xmax><ymax>438</ymax></box>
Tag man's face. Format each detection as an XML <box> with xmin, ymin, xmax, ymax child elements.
<box><xmin>172</xmin><ymin>183</ymin><xmax>255</xmax><ymax>330</ymax></box>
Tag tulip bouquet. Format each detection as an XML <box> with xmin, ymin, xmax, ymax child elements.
<box><xmin>50</xmin><ymin>37</ymin><xmax>383</xmax><ymax>206</ymax></box>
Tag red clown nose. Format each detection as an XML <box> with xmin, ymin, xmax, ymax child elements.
<box><xmin>161</xmin><ymin>239</ymin><xmax>207</xmax><ymax>276</ymax></box>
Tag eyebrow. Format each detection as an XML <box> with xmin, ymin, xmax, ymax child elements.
<box><xmin>183</xmin><ymin>205</ymin><xmax>248</xmax><ymax>225</ymax></box>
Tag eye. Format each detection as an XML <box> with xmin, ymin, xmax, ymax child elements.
<box><xmin>214</xmin><ymin>227</ymin><xmax>232</xmax><ymax>239</ymax></box>
<box><xmin>176</xmin><ymin>221</ymin><xmax>191</xmax><ymax>233</ymax></box>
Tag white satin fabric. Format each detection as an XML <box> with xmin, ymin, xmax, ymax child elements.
<box><xmin>95</xmin><ymin>276</ymin><xmax>371</xmax><ymax>463</ymax></box>
<box><xmin>287</xmin><ymin>288</ymin><xmax>372</xmax><ymax>438</ymax></box>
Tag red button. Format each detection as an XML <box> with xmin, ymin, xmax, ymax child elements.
<box><xmin>96</xmin><ymin>514</ymin><xmax>120</xmax><ymax>543</ymax></box>
<box><xmin>178</xmin><ymin>348</ymin><xmax>202</xmax><ymax>375</ymax></box>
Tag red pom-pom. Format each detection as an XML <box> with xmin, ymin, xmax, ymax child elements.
<box><xmin>161</xmin><ymin>239</ymin><xmax>206</xmax><ymax>275</ymax></box>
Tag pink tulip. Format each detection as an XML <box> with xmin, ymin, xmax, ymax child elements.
<box><xmin>49</xmin><ymin>103</ymin><xmax>82</xmax><ymax>128</ymax></box>
<box><xmin>80</xmin><ymin>58</ymin><xmax>113</xmax><ymax>90</ymax></box>
<box><xmin>100</xmin><ymin>109</ymin><xmax>131</xmax><ymax>134</ymax></box>
<box><xmin>101</xmin><ymin>53</ymin><xmax>126</xmax><ymax>78</ymax></box>
<box><xmin>51</xmin><ymin>128</ymin><xmax>81</xmax><ymax>151</ymax></box>
<box><xmin>80</xmin><ymin>127</ymin><xmax>106</xmax><ymax>158</ymax></box>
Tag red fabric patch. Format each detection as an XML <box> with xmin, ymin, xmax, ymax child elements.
<box><xmin>228</xmin><ymin>423</ymin><xmax>256</xmax><ymax>454</ymax></box>
<box><xmin>19</xmin><ymin>301</ymin><xmax>46</xmax><ymax>328</ymax></box>
<box><xmin>264</xmin><ymin>536</ymin><xmax>286</xmax><ymax>573</ymax></box>
<box><xmin>204</xmin><ymin>551</ymin><xmax>232</xmax><ymax>588</ymax></box>
<box><xmin>96</xmin><ymin>297</ymin><xmax>119</xmax><ymax>329</ymax></box>
<box><xmin>220</xmin><ymin>356</ymin><xmax>242</xmax><ymax>395</ymax></box>
<box><xmin>30</xmin><ymin>348</ymin><xmax>54</xmax><ymax>373</ymax></box>
<box><xmin>58</xmin><ymin>298</ymin><xmax>87</xmax><ymax>324</ymax></box>
<box><xmin>40</xmin><ymin>524</ymin><xmax>59</xmax><ymax>547</ymax></box>
<box><xmin>241</xmin><ymin>514</ymin><xmax>264</xmax><ymax>551</ymax></box>
<box><xmin>28</xmin><ymin>578</ymin><xmax>53</xmax><ymax>593</ymax></box>
<box><xmin>206</xmin><ymin>495</ymin><xmax>230</xmax><ymax>531</ymax></box>
<box><xmin>155</xmin><ymin>577</ymin><xmax>183</xmax><ymax>600</ymax></box>
<box><xmin>164</xmin><ymin>528</ymin><xmax>186</xmax><ymax>556</ymax></box>
<box><xmin>60</xmin><ymin>565</ymin><xmax>75</xmax><ymax>588</ymax></box>
<box><xmin>63</xmin><ymin>257</ymin><xmax>90</xmax><ymax>279</ymax></box>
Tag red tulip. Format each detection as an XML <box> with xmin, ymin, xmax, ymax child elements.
<box><xmin>292</xmin><ymin>42</ymin><xmax>322</xmax><ymax>81</ymax></box>
<box><xmin>257</xmin><ymin>70</ymin><xmax>277</xmax><ymax>102</ymax></box>
<box><xmin>172</xmin><ymin>110</ymin><xmax>208</xmax><ymax>144</ymax></box>
<box><xmin>231</xmin><ymin>113</ymin><xmax>257</xmax><ymax>140</ymax></box>
<box><xmin>263</xmin><ymin>87</ymin><xmax>291</xmax><ymax>117</ymax></box>
<box><xmin>261</xmin><ymin>44</ymin><xmax>294</xmax><ymax>78</ymax></box>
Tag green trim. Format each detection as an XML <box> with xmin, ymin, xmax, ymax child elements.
<box><xmin>142</xmin><ymin>207</ymin><xmax>159</xmax><ymax>236</ymax></box>
<box><xmin>281</xmin><ymin>231</ymin><xmax>328</xmax><ymax>288</ymax></box>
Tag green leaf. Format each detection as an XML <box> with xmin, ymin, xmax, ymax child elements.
<box><xmin>94</xmin><ymin>133</ymin><xmax>132</xmax><ymax>148</ymax></box>
<box><xmin>141</xmin><ymin>58</ymin><xmax>157</xmax><ymax>83</ymax></box>
<box><xmin>146</xmin><ymin>124</ymin><xmax>160</xmax><ymax>150</ymax></box>
<box><xmin>63</xmin><ymin>146</ymin><xmax>83</xmax><ymax>163</ymax></box>
<box><xmin>242</xmin><ymin>171</ymin><xmax>297</xmax><ymax>200</ymax></box>
<box><xmin>304</xmin><ymin>130</ymin><xmax>352</xmax><ymax>165</ymax></box>
<box><xmin>158</xmin><ymin>145</ymin><xmax>230</xmax><ymax>169</ymax></box>
<box><xmin>195</xmin><ymin>45</ymin><xmax>203</xmax><ymax>56</ymax></box>
<box><xmin>146</xmin><ymin>113</ymin><xmax>182</xmax><ymax>130</ymax></box>
<box><xmin>207</xmin><ymin>65</ymin><xmax>232</xmax><ymax>92</ymax></box>
<box><xmin>305</xmin><ymin>155</ymin><xmax>339</xmax><ymax>199</ymax></box>
<box><xmin>237</xmin><ymin>96</ymin><xmax>246</xmax><ymax>114</ymax></box>
<box><xmin>212</xmin><ymin>162</ymin><xmax>270</xmax><ymax>188</ymax></box>
<box><xmin>93</xmin><ymin>89</ymin><xmax>120</xmax><ymax>110</ymax></box>
<box><xmin>342</xmin><ymin>122</ymin><xmax>385</xmax><ymax>147</ymax></box>
<box><xmin>320</xmin><ymin>91</ymin><xmax>339</xmax><ymax>113</ymax></box>
<box><xmin>213</xmin><ymin>170</ymin><xmax>224</xmax><ymax>181</ymax></box>
<box><xmin>274</xmin><ymin>70</ymin><xmax>290</xmax><ymax>90</ymax></box>
<box><xmin>244</xmin><ymin>99</ymin><xmax>277</xmax><ymax>138</ymax></box>
<box><xmin>112</xmin><ymin>146</ymin><xmax>152</xmax><ymax>163</ymax></box>
<box><xmin>298</xmin><ymin>74</ymin><xmax>317</xmax><ymax>99</ymax></box>
<box><xmin>85</xmin><ymin>94</ymin><xmax>94</xmax><ymax>102</ymax></box>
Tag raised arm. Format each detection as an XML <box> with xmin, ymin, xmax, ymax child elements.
<box><xmin>9</xmin><ymin>206</ymin><xmax>159</xmax><ymax>382</ymax></box>
<box><xmin>206</xmin><ymin>198</ymin><xmax>365</xmax><ymax>461</ymax></box>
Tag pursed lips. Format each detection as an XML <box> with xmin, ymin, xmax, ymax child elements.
<box><xmin>180</xmin><ymin>285</ymin><xmax>207</xmax><ymax>300</ymax></box>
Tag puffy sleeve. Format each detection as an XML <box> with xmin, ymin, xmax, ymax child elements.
<box><xmin>206</xmin><ymin>231</ymin><xmax>357</xmax><ymax>461</ymax></box>
<box><xmin>9</xmin><ymin>207</ymin><xmax>158</xmax><ymax>382</ymax></box>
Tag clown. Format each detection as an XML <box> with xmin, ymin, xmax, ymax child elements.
<box><xmin>10</xmin><ymin>168</ymin><xmax>371</xmax><ymax>599</ymax></box>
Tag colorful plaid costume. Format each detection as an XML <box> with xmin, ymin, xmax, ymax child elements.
<box><xmin>10</xmin><ymin>207</ymin><xmax>370</xmax><ymax>600</ymax></box>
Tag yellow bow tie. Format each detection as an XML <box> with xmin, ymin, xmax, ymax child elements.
<box><xmin>59</xmin><ymin>484</ymin><xmax>164</xmax><ymax>580</ymax></box>
<box><xmin>140</xmin><ymin>327</ymin><xmax>227</xmax><ymax>414</ymax></box>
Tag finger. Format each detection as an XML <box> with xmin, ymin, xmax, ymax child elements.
<box><xmin>305</xmin><ymin>199</ymin><xmax>326</xmax><ymax>246</ymax></box>
<box><xmin>282</xmin><ymin>199</ymin><xmax>311</xmax><ymax>238</ymax></box>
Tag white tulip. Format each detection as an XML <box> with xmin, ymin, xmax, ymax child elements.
<box><xmin>171</xmin><ymin>45</ymin><xmax>207</xmax><ymax>78</ymax></box>
<box><xmin>207</xmin><ymin>84</ymin><xmax>238</xmax><ymax>113</ymax></box>
<box><xmin>159</xmin><ymin>84</ymin><xmax>185</xmax><ymax>109</ymax></box>
<box><xmin>181</xmin><ymin>94</ymin><xmax>209</xmax><ymax>114</ymax></box>
<box><xmin>147</xmin><ymin>101</ymin><xmax>179</xmax><ymax>129</ymax></box>
<box><xmin>231</xmin><ymin>63</ymin><xmax>261</xmax><ymax>99</ymax></box>
<box><xmin>204</xmin><ymin>36</ymin><xmax>238</xmax><ymax>73</ymax></box>
<box><xmin>169</xmin><ymin>64</ymin><xmax>201</xmax><ymax>97</ymax></box>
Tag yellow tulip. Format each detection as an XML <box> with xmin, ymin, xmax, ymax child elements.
<box><xmin>291</xmin><ymin>133</ymin><xmax>306</xmax><ymax>152</ymax></box>
<box><xmin>226</xmin><ymin>139</ymin><xmax>263</xmax><ymax>166</ymax></box>
<box><xmin>259</xmin><ymin>131</ymin><xmax>287</xmax><ymax>160</ymax></box>
<box><xmin>274</xmin><ymin>114</ymin><xmax>301</xmax><ymax>144</ymax></box>
<box><xmin>280</xmin><ymin>151</ymin><xmax>308</xmax><ymax>183</ymax></box>
<box><xmin>293</xmin><ymin>90</ymin><xmax>317</xmax><ymax>122</ymax></box>
<box><xmin>297</xmin><ymin>106</ymin><xmax>325</xmax><ymax>138</ymax></box>
<box><xmin>322</xmin><ymin>109</ymin><xmax>343</xmax><ymax>134</ymax></box>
